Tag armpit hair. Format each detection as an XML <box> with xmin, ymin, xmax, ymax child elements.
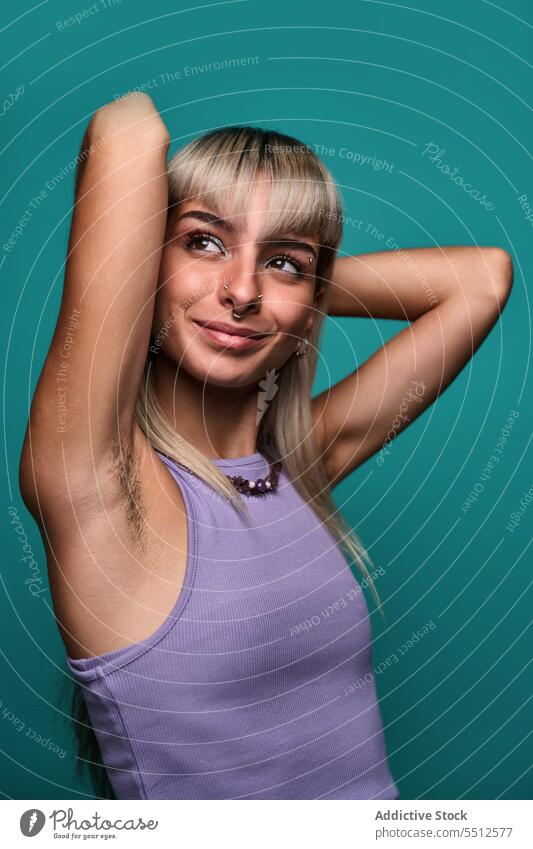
<box><xmin>110</xmin><ymin>432</ymin><xmax>145</xmax><ymax>551</ymax></box>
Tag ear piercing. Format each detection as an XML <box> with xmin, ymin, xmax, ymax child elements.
<box><xmin>295</xmin><ymin>338</ymin><xmax>309</xmax><ymax>357</ymax></box>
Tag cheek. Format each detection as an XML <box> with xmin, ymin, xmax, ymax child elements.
<box><xmin>151</xmin><ymin>274</ymin><xmax>214</xmax><ymax>357</ymax></box>
<box><xmin>272</xmin><ymin>297</ymin><xmax>313</xmax><ymax>342</ymax></box>
<box><xmin>158</xmin><ymin>249</ymin><xmax>224</xmax><ymax>309</ymax></box>
<box><xmin>159</xmin><ymin>247</ymin><xmax>198</xmax><ymax>295</ymax></box>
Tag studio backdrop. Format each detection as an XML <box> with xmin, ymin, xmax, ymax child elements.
<box><xmin>1</xmin><ymin>0</ymin><xmax>531</xmax><ymax>800</ymax></box>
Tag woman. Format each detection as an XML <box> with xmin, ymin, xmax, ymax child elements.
<box><xmin>20</xmin><ymin>93</ymin><xmax>513</xmax><ymax>800</ymax></box>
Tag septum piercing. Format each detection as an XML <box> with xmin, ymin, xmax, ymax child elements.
<box><xmin>224</xmin><ymin>280</ymin><xmax>263</xmax><ymax>312</ymax></box>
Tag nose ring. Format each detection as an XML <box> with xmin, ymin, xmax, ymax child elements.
<box><xmin>223</xmin><ymin>280</ymin><xmax>263</xmax><ymax>301</ymax></box>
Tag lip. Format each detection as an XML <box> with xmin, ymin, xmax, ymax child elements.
<box><xmin>193</xmin><ymin>319</ymin><xmax>272</xmax><ymax>351</ymax></box>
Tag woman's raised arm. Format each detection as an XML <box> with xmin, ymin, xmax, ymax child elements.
<box><xmin>20</xmin><ymin>93</ymin><xmax>170</xmax><ymax>513</ymax></box>
<box><xmin>312</xmin><ymin>246</ymin><xmax>513</xmax><ymax>486</ymax></box>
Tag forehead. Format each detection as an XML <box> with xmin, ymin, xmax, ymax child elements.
<box><xmin>173</xmin><ymin>188</ymin><xmax>321</xmax><ymax>248</ymax></box>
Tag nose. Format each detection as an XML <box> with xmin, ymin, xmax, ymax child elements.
<box><xmin>218</xmin><ymin>253</ymin><xmax>262</xmax><ymax>318</ymax></box>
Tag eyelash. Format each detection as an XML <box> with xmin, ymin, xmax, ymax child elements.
<box><xmin>182</xmin><ymin>230</ymin><xmax>308</xmax><ymax>278</ymax></box>
<box><xmin>184</xmin><ymin>230</ymin><xmax>227</xmax><ymax>255</ymax></box>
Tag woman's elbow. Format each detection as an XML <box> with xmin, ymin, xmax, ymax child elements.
<box><xmin>88</xmin><ymin>92</ymin><xmax>170</xmax><ymax>149</ymax></box>
<box><xmin>485</xmin><ymin>247</ymin><xmax>514</xmax><ymax>305</ymax></box>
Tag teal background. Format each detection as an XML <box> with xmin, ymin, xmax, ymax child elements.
<box><xmin>1</xmin><ymin>0</ymin><xmax>531</xmax><ymax>800</ymax></box>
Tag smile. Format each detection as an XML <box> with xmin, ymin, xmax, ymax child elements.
<box><xmin>193</xmin><ymin>319</ymin><xmax>271</xmax><ymax>351</ymax></box>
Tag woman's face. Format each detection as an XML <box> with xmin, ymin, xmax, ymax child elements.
<box><xmin>152</xmin><ymin>182</ymin><xmax>324</xmax><ymax>388</ymax></box>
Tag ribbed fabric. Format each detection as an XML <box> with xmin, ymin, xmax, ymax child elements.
<box><xmin>66</xmin><ymin>450</ymin><xmax>399</xmax><ymax>800</ymax></box>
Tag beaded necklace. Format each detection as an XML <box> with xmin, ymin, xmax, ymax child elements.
<box><xmin>225</xmin><ymin>460</ymin><xmax>282</xmax><ymax>496</ymax></box>
<box><xmin>158</xmin><ymin>451</ymin><xmax>282</xmax><ymax>496</ymax></box>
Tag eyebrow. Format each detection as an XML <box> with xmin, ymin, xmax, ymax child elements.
<box><xmin>174</xmin><ymin>210</ymin><xmax>318</xmax><ymax>259</ymax></box>
<box><xmin>174</xmin><ymin>210</ymin><xmax>238</xmax><ymax>234</ymax></box>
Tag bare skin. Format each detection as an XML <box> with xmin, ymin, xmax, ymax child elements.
<box><xmin>19</xmin><ymin>93</ymin><xmax>513</xmax><ymax>660</ymax></box>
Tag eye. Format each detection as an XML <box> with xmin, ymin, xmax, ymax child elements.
<box><xmin>185</xmin><ymin>231</ymin><xmax>227</xmax><ymax>255</ymax></box>
<box><xmin>266</xmin><ymin>254</ymin><xmax>306</xmax><ymax>277</ymax></box>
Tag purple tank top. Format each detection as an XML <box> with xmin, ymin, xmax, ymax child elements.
<box><xmin>66</xmin><ymin>450</ymin><xmax>399</xmax><ymax>800</ymax></box>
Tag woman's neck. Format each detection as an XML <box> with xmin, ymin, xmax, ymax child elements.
<box><xmin>151</xmin><ymin>353</ymin><xmax>262</xmax><ymax>459</ymax></box>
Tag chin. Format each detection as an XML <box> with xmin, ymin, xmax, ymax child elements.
<box><xmin>178</xmin><ymin>346</ymin><xmax>271</xmax><ymax>389</ymax></box>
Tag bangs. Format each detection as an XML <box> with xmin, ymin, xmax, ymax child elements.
<box><xmin>166</xmin><ymin>127</ymin><xmax>343</xmax><ymax>256</ymax></box>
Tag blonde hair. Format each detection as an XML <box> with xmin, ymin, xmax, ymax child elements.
<box><xmin>135</xmin><ymin>126</ymin><xmax>383</xmax><ymax>613</ymax></box>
